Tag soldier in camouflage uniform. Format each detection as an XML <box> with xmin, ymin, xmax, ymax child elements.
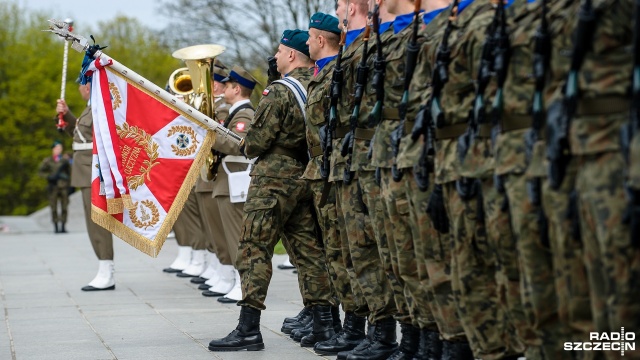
<box><xmin>394</xmin><ymin>1</ymin><xmax>469</xmax><ymax>358</ymax></box>
<box><xmin>492</xmin><ymin>0</ymin><xmax>579</xmax><ymax>358</ymax></box>
<box><xmin>329</xmin><ymin>1</ymin><xmax>399</xmax><ymax>359</ymax></box>
<box><xmin>39</xmin><ymin>141</ymin><xmax>71</xmax><ymax>234</ymax></box>
<box><xmin>547</xmin><ymin>0</ymin><xmax>640</xmax><ymax>357</ymax></box>
<box><xmin>368</xmin><ymin>0</ymin><xmax>443</xmax><ymax>358</ymax></box>
<box><xmin>426</xmin><ymin>0</ymin><xmax>524</xmax><ymax>358</ymax></box>
<box><xmin>208</xmin><ymin>29</ymin><xmax>337</xmax><ymax>352</ymax></box>
<box><xmin>303</xmin><ymin>12</ymin><xmax>369</xmax><ymax>355</ymax></box>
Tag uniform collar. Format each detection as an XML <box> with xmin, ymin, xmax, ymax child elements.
<box><xmin>423</xmin><ymin>7</ymin><xmax>447</xmax><ymax>24</ymax></box>
<box><xmin>393</xmin><ymin>11</ymin><xmax>423</xmax><ymax>34</ymax></box>
<box><xmin>345</xmin><ymin>28</ymin><xmax>365</xmax><ymax>49</ymax></box>
<box><xmin>229</xmin><ymin>99</ymin><xmax>251</xmax><ymax>114</ymax></box>
<box><xmin>316</xmin><ymin>54</ymin><xmax>338</xmax><ymax>73</ymax></box>
<box><xmin>379</xmin><ymin>21</ymin><xmax>393</xmax><ymax>34</ymax></box>
<box><xmin>457</xmin><ymin>0</ymin><xmax>475</xmax><ymax>15</ymax></box>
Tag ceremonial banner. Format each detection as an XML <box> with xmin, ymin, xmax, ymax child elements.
<box><xmin>87</xmin><ymin>56</ymin><xmax>214</xmax><ymax>257</ymax></box>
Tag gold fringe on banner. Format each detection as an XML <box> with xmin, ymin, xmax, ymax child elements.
<box><xmin>91</xmin><ymin>132</ymin><xmax>214</xmax><ymax>257</ymax></box>
<box><xmin>106</xmin><ymin>198</ymin><xmax>123</xmax><ymax>214</ymax></box>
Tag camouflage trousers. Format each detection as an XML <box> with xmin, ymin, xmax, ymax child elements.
<box><xmin>575</xmin><ymin>151</ymin><xmax>640</xmax><ymax>359</ymax></box>
<box><xmin>404</xmin><ymin>168</ymin><xmax>464</xmax><ymax>339</ymax></box>
<box><xmin>540</xmin><ymin>161</ymin><xmax>597</xmax><ymax>359</ymax></box>
<box><xmin>311</xmin><ymin>179</ymin><xmax>366</xmax><ymax>314</ymax></box>
<box><xmin>503</xmin><ymin>171</ymin><xmax>571</xmax><ymax>360</ymax></box>
<box><xmin>335</xmin><ymin>178</ymin><xmax>395</xmax><ymax>322</ymax></box>
<box><xmin>48</xmin><ymin>186</ymin><xmax>69</xmax><ymax>223</ymax></box>
<box><xmin>442</xmin><ymin>179</ymin><xmax>513</xmax><ymax>360</ymax></box>
<box><xmin>236</xmin><ymin>175</ymin><xmax>335</xmax><ymax>310</ymax></box>
<box><xmin>379</xmin><ymin>168</ymin><xmax>437</xmax><ymax>329</ymax></box>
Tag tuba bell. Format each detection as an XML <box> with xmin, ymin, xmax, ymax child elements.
<box><xmin>168</xmin><ymin>67</ymin><xmax>194</xmax><ymax>102</ymax></box>
<box><xmin>171</xmin><ymin>44</ymin><xmax>226</xmax><ymax>182</ymax></box>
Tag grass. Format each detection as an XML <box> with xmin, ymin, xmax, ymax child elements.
<box><xmin>274</xmin><ymin>239</ymin><xmax>287</xmax><ymax>255</ymax></box>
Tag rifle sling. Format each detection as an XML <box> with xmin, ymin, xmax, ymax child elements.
<box><xmin>308</xmin><ymin>145</ymin><xmax>323</xmax><ymax>158</ymax></box>
<box><xmin>355</xmin><ymin>128</ymin><xmax>375</xmax><ymax>140</ymax></box>
<box><xmin>382</xmin><ymin>108</ymin><xmax>401</xmax><ymax>120</ymax></box>
<box><xmin>265</xmin><ymin>145</ymin><xmax>308</xmax><ymax>164</ymax></box>
<box><xmin>333</xmin><ymin>126</ymin><xmax>351</xmax><ymax>138</ymax></box>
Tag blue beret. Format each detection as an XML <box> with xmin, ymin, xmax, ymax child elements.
<box><xmin>309</xmin><ymin>12</ymin><xmax>340</xmax><ymax>34</ymax></box>
<box><xmin>280</xmin><ymin>29</ymin><xmax>310</xmax><ymax>58</ymax></box>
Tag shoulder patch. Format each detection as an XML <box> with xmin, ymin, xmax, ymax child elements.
<box><xmin>262</xmin><ymin>89</ymin><xmax>270</xmax><ymax>96</ymax></box>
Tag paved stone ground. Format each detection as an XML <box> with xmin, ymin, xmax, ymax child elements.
<box><xmin>0</xmin><ymin>193</ymin><xmax>331</xmax><ymax>360</ymax></box>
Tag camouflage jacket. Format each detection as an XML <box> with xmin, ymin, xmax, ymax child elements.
<box><xmin>397</xmin><ymin>9</ymin><xmax>450</xmax><ymax>170</ymax></box>
<box><xmin>304</xmin><ymin>57</ymin><xmax>336</xmax><ymax>180</ymax></box>
<box><xmin>433</xmin><ymin>0</ymin><xmax>495</xmax><ymax>184</ymax></box>
<box><xmin>244</xmin><ymin>66</ymin><xmax>313</xmax><ymax>179</ymax></box>
<box><xmin>551</xmin><ymin>0</ymin><xmax>632</xmax><ymax>155</ymax></box>
<box><xmin>329</xmin><ymin>30</ymin><xmax>366</xmax><ymax>182</ymax></box>
<box><xmin>371</xmin><ymin>17</ymin><xmax>428</xmax><ymax>169</ymax></box>
<box><xmin>493</xmin><ymin>0</ymin><xmax>538</xmax><ymax>176</ymax></box>
<box><xmin>352</xmin><ymin>24</ymin><xmax>396</xmax><ymax>172</ymax></box>
<box><xmin>38</xmin><ymin>155</ymin><xmax>71</xmax><ymax>189</ymax></box>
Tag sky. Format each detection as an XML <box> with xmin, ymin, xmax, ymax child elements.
<box><xmin>21</xmin><ymin>0</ymin><xmax>168</xmax><ymax>31</ymax></box>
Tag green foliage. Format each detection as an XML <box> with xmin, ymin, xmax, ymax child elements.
<box><xmin>0</xmin><ymin>4</ymin><xmax>180</xmax><ymax>215</ymax></box>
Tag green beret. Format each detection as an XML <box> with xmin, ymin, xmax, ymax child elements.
<box><xmin>51</xmin><ymin>140</ymin><xmax>62</xmax><ymax>148</ymax></box>
<box><xmin>309</xmin><ymin>12</ymin><xmax>340</xmax><ymax>34</ymax></box>
<box><xmin>280</xmin><ymin>29</ymin><xmax>310</xmax><ymax>58</ymax></box>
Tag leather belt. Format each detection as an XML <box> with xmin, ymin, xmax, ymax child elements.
<box><xmin>332</xmin><ymin>126</ymin><xmax>350</xmax><ymax>139</ymax></box>
<box><xmin>501</xmin><ymin>114</ymin><xmax>532</xmax><ymax>132</ymax></box>
<box><xmin>577</xmin><ymin>97</ymin><xmax>629</xmax><ymax>116</ymax></box>
<box><xmin>266</xmin><ymin>145</ymin><xmax>308</xmax><ymax>164</ymax></box>
<box><xmin>382</xmin><ymin>108</ymin><xmax>401</xmax><ymax>120</ymax></box>
<box><xmin>308</xmin><ymin>145</ymin><xmax>323</xmax><ymax>158</ymax></box>
<box><xmin>354</xmin><ymin>128</ymin><xmax>375</xmax><ymax>140</ymax></box>
<box><xmin>72</xmin><ymin>142</ymin><xmax>93</xmax><ymax>151</ymax></box>
<box><xmin>434</xmin><ymin>123</ymin><xmax>491</xmax><ymax>140</ymax></box>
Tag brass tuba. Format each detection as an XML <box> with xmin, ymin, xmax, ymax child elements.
<box><xmin>168</xmin><ymin>67</ymin><xmax>194</xmax><ymax>99</ymax></box>
<box><xmin>171</xmin><ymin>44</ymin><xmax>226</xmax><ymax>181</ymax></box>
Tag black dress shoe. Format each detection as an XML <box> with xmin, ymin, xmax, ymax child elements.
<box><xmin>198</xmin><ymin>284</ymin><xmax>211</xmax><ymax>290</ymax></box>
<box><xmin>190</xmin><ymin>276</ymin><xmax>207</xmax><ymax>284</ymax></box>
<box><xmin>277</xmin><ymin>264</ymin><xmax>296</xmax><ymax>270</ymax></box>
<box><xmin>81</xmin><ymin>284</ymin><xmax>115</xmax><ymax>291</ymax></box>
<box><xmin>176</xmin><ymin>272</ymin><xmax>197</xmax><ymax>278</ymax></box>
<box><xmin>218</xmin><ymin>296</ymin><xmax>239</xmax><ymax>304</ymax></box>
<box><xmin>162</xmin><ymin>267</ymin><xmax>182</xmax><ymax>273</ymax></box>
<box><xmin>202</xmin><ymin>290</ymin><xmax>225</xmax><ymax>297</ymax></box>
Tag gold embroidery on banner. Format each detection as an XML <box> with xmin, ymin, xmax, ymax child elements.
<box><xmin>116</xmin><ymin>123</ymin><xmax>159</xmax><ymax>190</ymax></box>
<box><xmin>109</xmin><ymin>82</ymin><xmax>122</xmax><ymax>110</ymax></box>
<box><xmin>129</xmin><ymin>200</ymin><xmax>160</xmax><ymax>229</ymax></box>
<box><xmin>167</xmin><ymin>125</ymin><xmax>199</xmax><ymax>156</ymax></box>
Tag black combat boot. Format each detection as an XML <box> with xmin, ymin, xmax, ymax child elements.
<box><xmin>336</xmin><ymin>320</ymin><xmax>374</xmax><ymax>360</ymax></box>
<box><xmin>388</xmin><ymin>323</ymin><xmax>420</xmax><ymax>359</ymax></box>
<box><xmin>282</xmin><ymin>307</ymin><xmax>313</xmax><ymax>334</ymax></box>
<box><xmin>442</xmin><ymin>339</ymin><xmax>474</xmax><ymax>360</ymax></box>
<box><xmin>208</xmin><ymin>306</ymin><xmax>264</xmax><ymax>351</ymax></box>
<box><xmin>54</xmin><ymin>223</ymin><xmax>59</xmax><ymax>234</ymax></box>
<box><xmin>60</xmin><ymin>223</ymin><xmax>67</xmax><ymax>233</ymax></box>
<box><xmin>412</xmin><ymin>329</ymin><xmax>442</xmax><ymax>360</ymax></box>
<box><xmin>292</xmin><ymin>319</ymin><xmax>313</xmax><ymax>342</ymax></box>
<box><xmin>314</xmin><ymin>311</ymin><xmax>366</xmax><ymax>355</ymax></box>
<box><xmin>346</xmin><ymin>316</ymin><xmax>398</xmax><ymax>360</ymax></box>
<box><xmin>282</xmin><ymin>307</ymin><xmax>311</xmax><ymax>326</ymax></box>
<box><xmin>300</xmin><ymin>305</ymin><xmax>336</xmax><ymax>347</ymax></box>
<box><xmin>331</xmin><ymin>306</ymin><xmax>343</xmax><ymax>333</ymax></box>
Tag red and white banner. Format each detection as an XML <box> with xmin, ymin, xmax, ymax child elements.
<box><xmin>87</xmin><ymin>56</ymin><xmax>214</xmax><ymax>257</ymax></box>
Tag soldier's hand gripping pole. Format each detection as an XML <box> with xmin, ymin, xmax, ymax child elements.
<box><xmin>621</xmin><ymin>0</ymin><xmax>640</xmax><ymax>248</ymax></box>
<box><xmin>546</xmin><ymin>0</ymin><xmax>595</xmax><ymax>190</ymax></box>
<box><xmin>56</xmin><ymin>18</ymin><xmax>74</xmax><ymax>132</ymax></box>
<box><xmin>390</xmin><ymin>0</ymin><xmax>422</xmax><ymax>182</ymax></box>
<box><xmin>342</xmin><ymin>7</ymin><xmax>372</xmax><ymax>185</ymax></box>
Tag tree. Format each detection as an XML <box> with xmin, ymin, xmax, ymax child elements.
<box><xmin>0</xmin><ymin>4</ymin><xmax>180</xmax><ymax>215</ymax></box>
<box><xmin>159</xmin><ymin>0</ymin><xmax>334</xmax><ymax>71</ymax></box>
